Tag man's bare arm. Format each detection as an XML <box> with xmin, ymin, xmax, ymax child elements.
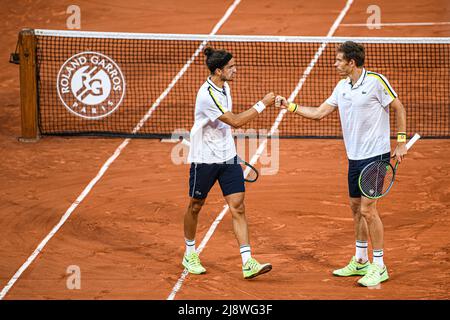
<box><xmin>275</xmin><ymin>96</ymin><xmax>337</xmax><ymax>120</ymax></box>
<box><xmin>218</xmin><ymin>92</ymin><xmax>275</xmax><ymax>128</ymax></box>
<box><xmin>390</xmin><ymin>98</ymin><xmax>408</xmax><ymax>162</ymax></box>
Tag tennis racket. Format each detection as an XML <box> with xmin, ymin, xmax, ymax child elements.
<box><xmin>180</xmin><ymin>139</ymin><xmax>259</xmax><ymax>183</ymax></box>
<box><xmin>358</xmin><ymin>133</ymin><xmax>421</xmax><ymax>199</ymax></box>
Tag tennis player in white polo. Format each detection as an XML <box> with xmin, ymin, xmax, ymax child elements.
<box><xmin>276</xmin><ymin>41</ymin><xmax>407</xmax><ymax>287</ymax></box>
<box><xmin>182</xmin><ymin>47</ymin><xmax>275</xmax><ymax>279</ymax></box>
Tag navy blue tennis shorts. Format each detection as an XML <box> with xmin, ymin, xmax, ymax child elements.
<box><xmin>189</xmin><ymin>156</ymin><xmax>245</xmax><ymax>199</ymax></box>
<box><xmin>348</xmin><ymin>152</ymin><xmax>390</xmax><ymax>198</ymax></box>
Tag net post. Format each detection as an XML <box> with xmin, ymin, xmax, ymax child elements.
<box><xmin>18</xmin><ymin>28</ymin><xmax>39</xmax><ymax>142</ymax></box>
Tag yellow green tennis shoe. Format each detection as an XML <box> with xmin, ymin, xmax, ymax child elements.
<box><xmin>332</xmin><ymin>256</ymin><xmax>371</xmax><ymax>277</ymax></box>
<box><xmin>182</xmin><ymin>252</ymin><xmax>206</xmax><ymax>274</ymax></box>
<box><xmin>243</xmin><ymin>257</ymin><xmax>272</xmax><ymax>279</ymax></box>
<box><xmin>357</xmin><ymin>264</ymin><xmax>389</xmax><ymax>287</ymax></box>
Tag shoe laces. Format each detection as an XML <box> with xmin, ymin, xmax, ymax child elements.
<box><xmin>247</xmin><ymin>258</ymin><xmax>260</xmax><ymax>270</ymax></box>
<box><xmin>365</xmin><ymin>264</ymin><xmax>381</xmax><ymax>279</ymax></box>
<box><xmin>341</xmin><ymin>258</ymin><xmax>358</xmax><ymax>272</ymax></box>
<box><xmin>188</xmin><ymin>253</ymin><xmax>201</xmax><ymax>267</ymax></box>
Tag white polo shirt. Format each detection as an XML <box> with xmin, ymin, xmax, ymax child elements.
<box><xmin>187</xmin><ymin>77</ymin><xmax>237</xmax><ymax>164</ymax></box>
<box><xmin>326</xmin><ymin>68</ymin><xmax>398</xmax><ymax>160</ymax></box>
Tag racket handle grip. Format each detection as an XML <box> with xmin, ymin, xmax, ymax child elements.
<box><xmin>406</xmin><ymin>133</ymin><xmax>421</xmax><ymax>150</ymax></box>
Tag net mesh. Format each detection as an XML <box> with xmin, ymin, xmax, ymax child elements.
<box><xmin>34</xmin><ymin>30</ymin><xmax>450</xmax><ymax>138</ymax></box>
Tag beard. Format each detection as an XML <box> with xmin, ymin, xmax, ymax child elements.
<box><xmin>221</xmin><ymin>73</ymin><xmax>235</xmax><ymax>82</ymax></box>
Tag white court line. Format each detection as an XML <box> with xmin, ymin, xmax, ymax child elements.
<box><xmin>166</xmin><ymin>0</ymin><xmax>354</xmax><ymax>301</ymax></box>
<box><xmin>341</xmin><ymin>21</ymin><xmax>450</xmax><ymax>27</ymax></box>
<box><xmin>0</xmin><ymin>0</ymin><xmax>242</xmax><ymax>301</ymax></box>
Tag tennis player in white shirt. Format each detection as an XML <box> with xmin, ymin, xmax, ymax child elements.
<box><xmin>182</xmin><ymin>47</ymin><xmax>275</xmax><ymax>279</ymax></box>
<box><xmin>276</xmin><ymin>41</ymin><xmax>407</xmax><ymax>287</ymax></box>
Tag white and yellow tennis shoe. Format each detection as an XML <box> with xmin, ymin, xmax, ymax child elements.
<box><xmin>332</xmin><ymin>256</ymin><xmax>371</xmax><ymax>277</ymax></box>
<box><xmin>182</xmin><ymin>252</ymin><xmax>206</xmax><ymax>274</ymax></box>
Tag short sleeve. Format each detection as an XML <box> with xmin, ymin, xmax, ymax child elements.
<box><xmin>325</xmin><ymin>81</ymin><xmax>342</xmax><ymax>107</ymax></box>
<box><xmin>375</xmin><ymin>74</ymin><xmax>398</xmax><ymax>107</ymax></box>
<box><xmin>203</xmin><ymin>87</ymin><xmax>229</xmax><ymax>121</ymax></box>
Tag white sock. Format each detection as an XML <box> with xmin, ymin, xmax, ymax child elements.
<box><xmin>355</xmin><ymin>240</ymin><xmax>368</xmax><ymax>263</ymax></box>
<box><xmin>185</xmin><ymin>238</ymin><xmax>196</xmax><ymax>255</ymax></box>
<box><xmin>240</xmin><ymin>245</ymin><xmax>251</xmax><ymax>265</ymax></box>
<box><xmin>373</xmin><ymin>249</ymin><xmax>384</xmax><ymax>267</ymax></box>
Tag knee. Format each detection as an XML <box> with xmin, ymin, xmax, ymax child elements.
<box><xmin>190</xmin><ymin>199</ymin><xmax>205</xmax><ymax>215</ymax></box>
<box><xmin>230</xmin><ymin>202</ymin><xmax>245</xmax><ymax>216</ymax></box>
<box><xmin>350</xmin><ymin>203</ymin><xmax>360</xmax><ymax>215</ymax></box>
<box><xmin>350</xmin><ymin>203</ymin><xmax>361</xmax><ymax>218</ymax></box>
<box><xmin>360</xmin><ymin>207</ymin><xmax>377</xmax><ymax>222</ymax></box>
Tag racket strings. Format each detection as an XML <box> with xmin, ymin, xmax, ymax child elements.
<box><xmin>360</xmin><ymin>160</ymin><xmax>394</xmax><ymax>197</ymax></box>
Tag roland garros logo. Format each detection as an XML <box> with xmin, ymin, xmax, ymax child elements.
<box><xmin>57</xmin><ymin>51</ymin><xmax>126</xmax><ymax>119</ymax></box>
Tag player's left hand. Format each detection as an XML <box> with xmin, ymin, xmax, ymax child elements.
<box><xmin>392</xmin><ymin>143</ymin><xmax>408</xmax><ymax>163</ymax></box>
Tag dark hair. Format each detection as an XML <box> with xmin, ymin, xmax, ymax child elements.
<box><xmin>203</xmin><ymin>47</ymin><xmax>233</xmax><ymax>74</ymax></box>
<box><xmin>337</xmin><ymin>41</ymin><xmax>365</xmax><ymax>67</ymax></box>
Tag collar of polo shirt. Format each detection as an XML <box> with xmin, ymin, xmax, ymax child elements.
<box><xmin>207</xmin><ymin>77</ymin><xmax>227</xmax><ymax>95</ymax></box>
<box><xmin>347</xmin><ymin>68</ymin><xmax>367</xmax><ymax>90</ymax></box>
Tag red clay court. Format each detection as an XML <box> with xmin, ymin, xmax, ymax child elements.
<box><xmin>0</xmin><ymin>0</ymin><xmax>449</xmax><ymax>300</ymax></box>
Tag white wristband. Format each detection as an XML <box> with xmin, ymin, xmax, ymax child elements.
<box><xmin>252</xmin><ymin>101</ymin><xmax>266</xmax><ymax>113</ymax></box>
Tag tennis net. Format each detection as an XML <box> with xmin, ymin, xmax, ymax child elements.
<box><xmin>19</xmin><ymin>29</ymin><xmax>450</xmax><ymax>138</ymax></box>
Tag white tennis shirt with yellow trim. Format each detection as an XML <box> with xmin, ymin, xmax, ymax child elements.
<box><xmin>326</xmin><ymin>68</ymin><xmax>398</xmax><ymax>160</ymax></box>
<box><xmin>187</xmin><ymin>77</ymin><xmax>237</xmax><ymax>164</ymax></box>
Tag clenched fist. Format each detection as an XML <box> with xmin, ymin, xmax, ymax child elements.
<box><xmin>262</xmin><ymin>92</ymin><xmax>276</xmax><ymax>107</ymax></box>
<box><xmin>275</xmin><ymin>95</ymin><xmax>288</xmax><ymax>108</ymax></box>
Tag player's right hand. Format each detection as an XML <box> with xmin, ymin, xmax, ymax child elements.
<box><xmin>275</xmin><ymin>95</ymin><xmax>288</xmax><ymax>108</ymax></box>
<box><xmin>262</xmin><ymin>92</ymin><xmax>275</xmax><ymax>107</ymax></box>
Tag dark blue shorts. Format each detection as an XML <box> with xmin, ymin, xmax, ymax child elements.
<box><xmin>189</xmin><ymin>156</ymin><xmax>245</xmax><ymax>199</ymax></box>
<box><xmin>348</xmin><ymin>152</ymin><xmax>390</xmax><ymax>198</ymax></box>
